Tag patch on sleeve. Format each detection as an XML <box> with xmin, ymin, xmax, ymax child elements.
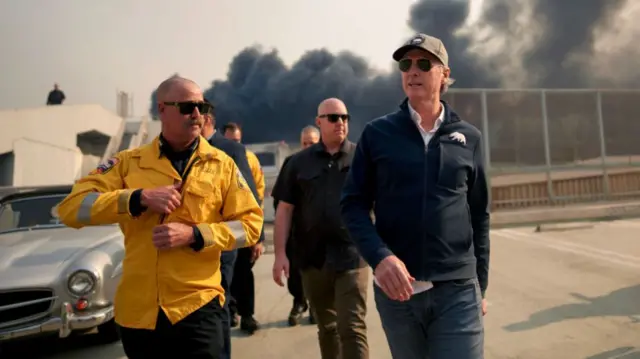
<box><xmin>236</xmin><ymin>168</ymin><xmax>249</xmax><ymax>191</ymax></box>
<box><xmin>90</xmin><ymin>157</ymin><xmax>119</xmax><ymax>175</ymax></box>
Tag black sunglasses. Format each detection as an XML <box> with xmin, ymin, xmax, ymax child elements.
<box><xmin>319</xmin><ymin>114</ymin><xmax>350</xmax><ymax>123</ymax></box>
<box><xmin>398</xmin><ymin>58</ymin><xmax>433</xmax><ymax>73</ymax></box>
<box><xmin>164</xmin><ymin>101</ymin><xmax>213</xmax><ymax>115</ymax></box>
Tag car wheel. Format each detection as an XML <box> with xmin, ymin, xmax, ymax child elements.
<box><xmin>96</xmin><ymin>319</ymin><xmax>119</xmax><ymax>343</ymax></box>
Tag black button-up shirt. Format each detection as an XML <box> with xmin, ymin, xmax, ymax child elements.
<box><xmin>274</xmin><ymin>140</ymin><xmax>365</xmax><ymax>271</ymax></box>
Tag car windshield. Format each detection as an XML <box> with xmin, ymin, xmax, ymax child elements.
<box><xmin>0</xmin><ymin>194</ymin><xmax>67</xmax><ymax>234</ymax></box>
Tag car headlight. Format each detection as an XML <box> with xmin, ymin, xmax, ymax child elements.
<box><xmin>67</xmin><ymin>270</ymin><xmax>96</xmax><ymax>296</ymax></box>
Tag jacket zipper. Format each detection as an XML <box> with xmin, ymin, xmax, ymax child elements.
<box><xmin>156</xmin><ymin>156</ymin><xmax>201</xmax><ymax>308</ymax></box>
<box><xmin>423</xmin><ymin>125</ymin><xmax>446</xmax><ymax>276</ymax></box>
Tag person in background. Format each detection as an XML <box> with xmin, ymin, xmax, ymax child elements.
<box><xmin>340</xmin><ymin>33</ymin><xmax>490</xmax><ymax>359</ymax></box>
<box><xmin>56</xmin><ymin>76</ymin><xmax>263</xmax><ymax>359</ymax></box>
<box><xmin>271</xmin><ymin>125</ymin><xmax>320</xmax><ymax>326</ymax></box>
<box><xmin>221</xmin><ymin>122</ymin><xmax>264</xmax><ymax>334</ymax></box>
<box><xmin>273</xmin><ymin>98</ymin><xmax>369</xmax><ymax>359</ymax></box>
<box><xmin>200</xmin><ymin>100</ymin><xmax>264</xmax><ymax>357</ymax></box>
<box><xmin>223</xmin><ymin>122</ymin><xmax>266</xmax><ymax>203</ymax></box>
<box><xmin>46</xmin><ymin>83</ymin><xmax>65</xmax><ymax>105</ymax></box>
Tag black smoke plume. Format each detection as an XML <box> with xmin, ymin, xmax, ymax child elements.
<box><xmin>149</xmin><ymin>0</ymin><xmax>638</xmax><ymax>144</ymax></box>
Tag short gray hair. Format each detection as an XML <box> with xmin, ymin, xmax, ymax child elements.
<box><xmin>301</xmin><ymin>125</ymin><xmax>319</xmax><ymax>137</ymax></box>
<box><xmin>441</xmin><ymin>77</ymin><xmax>455</xmax><ymax>95</ymax></box>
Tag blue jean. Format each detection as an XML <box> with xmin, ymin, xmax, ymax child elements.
<box><xmin>220</xmin><ymin>249</ymin><xmax>238</xmax><ymax>359</ymax></box>
<box><xmin>374</xmin><ymin>277</ymin><xmax>484</xmax><ymax>359</ymax></box>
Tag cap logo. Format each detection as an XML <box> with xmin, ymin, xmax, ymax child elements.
<box><xmin>410</xmin><ymin>36</ymin><xmax>424</xmax><ymax>45</ymax></box>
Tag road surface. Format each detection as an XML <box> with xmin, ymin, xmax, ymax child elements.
<box><xmin>3</xmin><ymin>219</ymin><xmax>639</xmax><ymax>359</ymax></box>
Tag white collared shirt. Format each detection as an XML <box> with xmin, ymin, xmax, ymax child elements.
<box><xmin>408</xmin><ymin>101</ymin><xmax>444</xmax><ymax>148</ymax></box>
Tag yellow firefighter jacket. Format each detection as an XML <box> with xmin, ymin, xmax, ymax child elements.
<box><xmin>245</xmin><ymin>149</ymin><xmax>265</xmax><ymax>203</ymax></box>
<box><xmin>56</xmin><ymin>136</ymin><xmax>264</xmax><ymax>330</ymax></box>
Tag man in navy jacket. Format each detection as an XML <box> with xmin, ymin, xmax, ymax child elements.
<box><xmin>201</xmin><ymin>102</ymin><xmax>264</xmax><ymax>359</ymax></box>
<box><xmin>341</xmin><ymin>33</ymin><xmax>490</xmax><ymax>359</ymax></box>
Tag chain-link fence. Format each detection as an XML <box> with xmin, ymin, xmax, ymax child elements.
<box><xmin>442</xmin><ymin>89</ymin><xmax>640</xmax><ymax>208</ymax></box>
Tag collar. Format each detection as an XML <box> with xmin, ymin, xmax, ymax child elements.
<box><xmin>135</xmin><ymin>135</ymin><xmax>220</xmax><ymax>164</ymax></box>
<box><xmin>130</xmin><ymin>135</ymin><xmax>220</xmax><ymax>181</ymax></box>
<box><xmin>408</xmin><ymin>101</ymin><xmax>444</xmax><ymax>133</ymax></box>
<box><xmin>211</xmin><ymin>130</ymin><xmax>225</xmax><ymax>140</ymax></box>
<box><xmin>158</xmin><ymin>134</ymin><xmax>200</xmax><ymax>158</ymax></box>
<box><xmin>205</xmin><ymin>129</ymin><xmax>216</xmax><ymax>142</ymax></box>
<box><xmin>313</xmin><ymin>139</ymin><xmax>352</xmax><ymax>155</ymax></box>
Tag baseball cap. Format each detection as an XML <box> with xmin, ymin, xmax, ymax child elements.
<box><xmin>392</xmin><ymin>33</ymin><xmax>449</xmax><ymax>67</ymax></box>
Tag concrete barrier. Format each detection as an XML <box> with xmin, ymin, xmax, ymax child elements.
<box><xmin>261</xmin><ymin>200</ymin><xmax>640</xmax><ymax>253</ymax></box>
<box><xmin>491</xmin><ymin>169</ymin><xmax>640</xmax><ymax>210</ymax></box>
<box><xmin>491</xmin><ymin>200</ymin><xmax>640</xmax><ymax>228</ymax></box>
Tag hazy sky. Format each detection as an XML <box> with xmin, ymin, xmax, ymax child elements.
<box><xmin>0</xmin><ymin>0</ymin><xmax>421</xmax><ymax>116</ymax></box>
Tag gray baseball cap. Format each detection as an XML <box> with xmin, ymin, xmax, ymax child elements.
<box><xmin>392</xmin><ymin>33</ymin><xmax>449</xmax><ymax>67</ymax></box>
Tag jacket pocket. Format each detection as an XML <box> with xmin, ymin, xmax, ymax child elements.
<box><xmin>437</xmin><ymin>141</ymin><xmax>471</xmax><ymax>191</ymax></box>
<box><xmin>182</xmin><ymin>179</ymin><xmax>222</xmax><ymax>223</ymax></box>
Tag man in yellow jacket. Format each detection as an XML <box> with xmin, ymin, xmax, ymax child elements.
<box><xmin>222</xmin><ymin>121</ymin><xmax>265</xmax><ymax>333</ymax></box>
<box><xmin>246</xmin><ymin>149</ymin><xmax>265</xmax><ymax>202</ymax></box>
<box><xmin>222</xmin><ymin>122</ymin><xmax>265</xmax><ymax>201</ymax></box>
<box><xmin>56</xmin><ymin>76</ymin><xmax>263</xmax><ymax>359</ymax></box>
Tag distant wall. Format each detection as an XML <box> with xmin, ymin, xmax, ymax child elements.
<box><xmin>0</xmin><ymin>104</ymin><xmax>124</xmax><ymax>186</ymax></box>
<box><xmin>0</xmin><ymin>104</ymin><xmax>123</xmax><ymax>155</ymax></box>
<box><xmin>11</xmin><ymin>138</ymin><xmax>82</xmax><ymax>186</ymax></box>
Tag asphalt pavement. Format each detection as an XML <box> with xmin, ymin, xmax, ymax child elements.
<box><xmin>3</xmin><ymin>218</ymin><xmax>640</xmax><ymax>359</ymax></box>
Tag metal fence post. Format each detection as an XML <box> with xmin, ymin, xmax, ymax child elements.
<box><xmin>595</xmin><ymin>90</ymin><xmax>610</xmax><ymax>199</ymax></box>
<box><xmin>480</xmin><ymin>90</ymin><xmax>492</xmax><ymax>199</ymax></box>
<box><xmin>540</xmin><ymin>90</ymin><xmax>555</xmax><ymax>203</ymax></box>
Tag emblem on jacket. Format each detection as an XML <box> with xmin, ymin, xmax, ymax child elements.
<box><xmin>236</xmin><ymin>168</ymin><xmax>248</xmax><ymax>190</ymax></box>
<box><xmin>91</xmin><ymin>157</ymin><xmax>119</xmax><ymax>175</ymax></box>
<box><xmin>449</xmin><ymin>132</ymin><xmax>466</xmax><ymax>145</ymax></box>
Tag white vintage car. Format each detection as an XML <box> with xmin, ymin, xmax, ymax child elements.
<box><xmin>0</xmin><ymin>185</ymin><xmax>124</xmax><ymax>343</ymax></box>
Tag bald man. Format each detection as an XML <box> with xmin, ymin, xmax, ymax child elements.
<box><xmin>57</xmin><ymin>75</ymin><xmax>263</xmax><ymax>359</ymax></box>
<box><xmin>273</xmin><ymin>99</ymin><xmax>369</xmax><ymax>359</ymax></box>
<box><xmin>272</xmin><ymin>125</ymin><xmax>320</xmax><ymax>326</ymax></box>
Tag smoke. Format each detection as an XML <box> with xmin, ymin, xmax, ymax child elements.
<box><xmin>201</xmin><ymin>47</ymin><xmax>401</xmax><ymax>142</ymax></box>
<box><xmin>149</xmin><ymin>0</ymin><xmax>640</xmax><ymax>143</ymax></box>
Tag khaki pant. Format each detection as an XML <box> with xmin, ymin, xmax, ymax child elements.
<box><xmin>301</xmin><ymin>267</ymin><xmax>369</xmax><ymax>359</ymax></box>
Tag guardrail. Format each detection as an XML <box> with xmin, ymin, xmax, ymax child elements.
<box><xmin>492</xmin><ymin>170</ymin><xmax>640</xmax><ymax>211</ymax></box>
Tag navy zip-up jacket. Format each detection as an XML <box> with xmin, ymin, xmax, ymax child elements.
<box><xmin>340</xmin><ymin>99</ymin><xmax>490</xmax><ymax>297</ymax></box>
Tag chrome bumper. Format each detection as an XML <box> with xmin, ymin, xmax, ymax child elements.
<box><xmin>0</xmin><ymin>302</ymin><xmax>114</xmax><ymax>341</ymax></box>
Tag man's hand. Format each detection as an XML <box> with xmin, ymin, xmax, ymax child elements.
<box><xmin>251</xmin><ymin>243</ymin><xmax>265</xmax><ymax>263</ymax></box>
<box><xmin>481</xmin><ymin>298</ymin><xmax>488</xmax><ymax>316</ymax></box>
<box><xmin>152</xmin><ymin>223</ymin><xmax>194</xmax><ymax>250</ymax></box>
<box><xmin>272</xmin><ymin>254</ymin><xmax>290</xmax><ymax>287</ymax></box>
<box><xmin>374</xmin><ymin>255</ymin><xmax>415</xmax><ymax>301</ymax></box>
<box><xmin>141</xmin><ymin>183</ymin><xmax>182</xmax><ymax>214</ymax></box>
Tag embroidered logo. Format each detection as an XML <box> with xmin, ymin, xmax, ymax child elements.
<box><xmin>236</xmin><ymin>168</ymin><xmax>249</xmax><ymax>191</ymax></box>
<box><xmin>449</xmin><ymin>132</ymin><xmax>466</xmax><ymax>145</ymax></box>
<box><xmin>90</xmin><ymin>157</ymin><xmax>119</xmax><ymax>175</ymax></box>
<box><xmin>410</xmin><ymin>36</ymin><xmax>424</xmax><ymax>45</ymax></box>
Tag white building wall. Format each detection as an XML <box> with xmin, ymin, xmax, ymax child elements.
<box><xmin>0</xmin><ymin>104</ymin><xmax>124</xmax><ymax>186</ymax></box>
<box><xmin>11</xmin><ymin>138</ymin><xmax>83</xmax><ymax>186</ymax></box>
<box><xmin>0</xmin><ymin>104</ymin><xmax>123</xmax><ymax>155</ymax></box>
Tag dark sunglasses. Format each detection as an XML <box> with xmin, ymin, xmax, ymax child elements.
<box><xmin>319</xmin><ymin>114</ymin><xmax>350</xmax><ymax>123</ymax></box>
<box><xmin>398</xmin><ymin>58</ymin><xmax>433</xmax><ymax>73</ymax></box>
<box><xmin>164</xmin><ymin>101</ymin><xmax>213</xmax><ymax>115</ymax></box>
